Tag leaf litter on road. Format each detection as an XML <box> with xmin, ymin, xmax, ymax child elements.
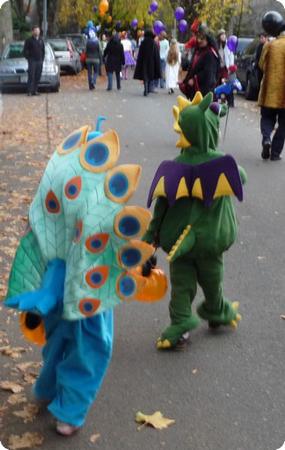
<box><xmin>8</xmin><ymin>432</ymin><xmax>44</xmax><ymax>449</ymax></box>
<box><xmin>135</xmin><ymin>411</ymin><xmax>175</xmax><ymax>430</ymax></box>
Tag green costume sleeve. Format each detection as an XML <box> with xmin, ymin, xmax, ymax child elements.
<box><xmin>238</xmin><ymin>165</ymin><xmax>247</xmax><ymax>185</ymax></box>
<box><xmin>142</xmin><ymin>197</ymin><xmax>168</xmax><ymax>245</ymax></box>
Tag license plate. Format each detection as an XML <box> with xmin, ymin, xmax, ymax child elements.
<box><xmin>21</xmin><ymin>74</ymin><xmax>28</xmax><ymax>83</ymax></box>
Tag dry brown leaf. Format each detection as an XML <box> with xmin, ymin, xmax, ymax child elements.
<box><xmin>23</xmin><ymin>372</ymin><xmax>38</xmax><ymax>385</ymax></box>
<box><xmin>136</xmin><ymin>411</ymin><xmax>175</xmax><ymax>430</ymax></box>
<box><xmin>7</xmin><ymin>393</ymin><xmax>28</xmax><ymax>405</ymax></box>
<box><xmin>8</xmin><ymin>432</ymin><xmax>44</xmax><ymax>449</ymax></box>
<box><xmin>0</xmin><ymin>381</ymin><xmax>24</xmax><ymax>393</ymax></box>
<box><xmin>0</xmin><ymin>346</ymin><xmax>26</xmax><ymax>359</ymax></box>
<box><xmin>16</xmin><ymin>362</ymin><xmax>42</xmax><ymax>373</ymax></box>
<box><xmin>13</xmin><ymin>403</ymin><xmax>39</xmax><ymax>423</ymax></box>
<box><xmin>90</xmin><ymin>433</ymin><xmax>101</xmax><ymax>444</ymax></box>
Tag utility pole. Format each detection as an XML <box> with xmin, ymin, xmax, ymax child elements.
<box><xmin>43</xmin><ymin>0</ymin><xmax>47</xmax><ymax>39</ymax></box>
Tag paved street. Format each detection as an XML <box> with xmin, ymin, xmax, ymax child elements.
<box><xmin>0</xmin><ymin>72</ymin><xmax>285</xmax><ymax>450</ymax></box>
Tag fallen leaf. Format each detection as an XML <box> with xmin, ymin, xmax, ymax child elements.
<box><xmin>7</xmin><ymin>394</ymin><xmax>28</xmax><ymax>405</ymax></box>
<box><xmin>8</xmin><ymin>432</ymin><xmax>44</xmax><ymax>449</ymax></box>
<box><xmin>0</xmin><ymin>381</ymin><xmax>24</xmax><ymax>393</ymax></box>
<box><xmin>192</xmin><ymin>368</ymin><xmax>198</xmax><ymax>374</ymax></box>
<box><xmin>135</xmin><ymin>411</ymin><xmax>175</xmax><ymax>430</ymax></box>
<box><xmin>13</xmin><ymin>403</ymin><xmax>39</xmax><ymax>423</ymax></box>
<box><xmin>90</xmin><ymin>433</ymin><xmax>101</xmax><ymax>444</ymax></box>
<box><xmin>23</xmin><ymin>372</ymin><xmax>38</xmax><ymax>385</ymax></box>
<box><xmin>280</xmin><ymin>315</ymin><xmax>285</xmax><ymax>320</ymax></box>
<box><xmin>0</xmin><ymin>346</ymin><xmax>26</xmax><ymax>359</ymax></box>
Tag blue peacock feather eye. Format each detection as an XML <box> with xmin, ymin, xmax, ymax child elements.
<box><xmin>119</xmin><ymin>275</ymin><xmax>136</xmax><ymax>297</ymax></box>
<box><xmin>118</xmin><ymin>216</ymin><xmax>141</xmax><ymax>237</ymax></box>
<box><xmin>121</xmin><ymin>248</ymin><xmax>141</xmax><ymax>267</ymax></box>
<box><xmin>108</xmin><ymin>173</ymin><xmax>129</xmax><ymax>198</ymax></box>
<box><xmin>85</xmin><ymin>142</ymin><xmax>109</xmax><ymax>166</ymax></box>
<box><xmin>62</xmin><ymin>131</ymin><xmax>82</xmax><ymax>151</ymax></box>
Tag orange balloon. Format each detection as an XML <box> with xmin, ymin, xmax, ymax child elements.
<box><xmin>19</xmin><ymin>312</ymin><xmax>46</xmax><ymax>346</ymax></box>
<box><xmin>133</xmin><ymin>267</ymin><xmax>168</xmax><ymax>302</ymax></box>
<box><xmin>107</xmin><ymin>15</ymin><xmax>112</xmax><ymax>23</ymax></box>
<box><xmin>99</xmin><ymin>0</ymin><xmax>109</xmax><ymax>14</ymax></box>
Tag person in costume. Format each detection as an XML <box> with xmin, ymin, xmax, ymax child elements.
<box><xmin>134</xmin><ymin>28</ymin><xmax>161</xmax><ymax>97</ymax></box>
<box><xmin>4</xmin><ymin>118</ymin><xmax>167</xmax><ymax>435</ymax></box>
<box><xmin>142</xmin><ymin>92</ymin><xmax>247</xmax><ymax>350</ymax></box>
<box><xmin>121</xmin><ymin>31</ymin><xmax>135</xmax><ymax>80</ymax></box>
<box><xmin>180</xmin><ymin>25</ymin><xmax>220</xmax><ymax>100</ymax></box>
<box><xmin>165</xmin><ymin>39</ymin><xmax>181</xmax><ymax>95</ymax></box>
<box><xmin>258</xmin><ymin>11</ymin><xmax>285</xmax><ymax>161</ymax></box>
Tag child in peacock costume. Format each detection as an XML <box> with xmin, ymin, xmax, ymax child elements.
<box><xmin>143</xmin><ymin>92</ymin><xmax>247</xmax><ymax>350</ymax></box>
<box><xmin>4</xmin><ymin>118</ymin><xmax>167</xmax><ymax>435</ymax></box>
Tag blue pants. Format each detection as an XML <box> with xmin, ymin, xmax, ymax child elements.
<box><xmin>261</xmin><ymin>107</ymin><xmax>285</xmax><ymax>157</ymax></box>
<box><xmin>87</xmin><ymin>61</ymin><xmax>99</xmax><ymax>89</ymax></box>
<box><xmin>34</xmin><ymin>308</ymin><xmax>113</xmax><ymax>427</ymax></box>
<box><xmin>159</xmin><ymin>59</ymin><xmax>166</xmax><ymax>88</ymax></box>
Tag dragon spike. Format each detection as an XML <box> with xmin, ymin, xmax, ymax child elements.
<box><xmin>173</xmin><ymin>120</ymin><xmax>182</xmax><ymax>134</ymax></box>
<box><xmin>80</xmin><ymin>129</ymin><xmax>120</xmax><ymax>173</ymax></box>
<box><xmin>118</xmin><ymin>240</ymin><xmax>155</xmax><ymax>269</ymax></box>
<box><xmin>173</xmin><ymin>105</ymin><xmax>179</xmax><ymax>121</ymax></box>
<box><xmin>176</xmin><ymin>133</ymin><xmax>191</xmax><ymax>149</ymax></box>
<box><xmin>57</xmin><ymin>125</ymin><xmax>91</xmax><ymax>155</ymax></box>
<box><xmin>191</xmin><ymin>91</ymin><xmax>203</xmax><ymax>105</ymax></box>
<box><xmin>114</xmin><ymin>206</ymin><xmax>152</xmax><ymax>240</ymax></box>
<box><xmin>104</xmin><ymin>164</ymin><xmax>142</xmax><ymax>204</ymax></box>
<box><xmin>167</xmin><ymin>225</ymin><xmax>192</xmax><ymax>262</ymax></box>
<box><xmin>198</xmin><ymin>92</ymin><xmax>213</xmax><ymax>112</ymax></box>
<box><xmin>177</xmin><ymin>95</ymin><xmax>191</xmax><ymax>112</ymax></box>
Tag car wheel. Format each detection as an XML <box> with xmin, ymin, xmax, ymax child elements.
<box><xmin>50</xmin><ymin>83</ymin><xmax>60</xmax><ymax>93</ymax></box>
<box><xmin>245</xmin><ymin>75</ymin><xmax>258</xmax><ymax>101</ymax></box>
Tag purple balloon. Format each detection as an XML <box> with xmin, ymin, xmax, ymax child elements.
<box><xmin>131</xmin><ymin>18</ymin><xmax>138</xmax><ymax>29</ymax></box>
<box><xmin>227</xmin><ymin>35</ymin><xmax>238</xmax><ymax>53</ymax></box>
<box><xmin>175</xmin><ymin>6</ymin><xmax>185</xmax><ymax>21</ymax></box>
<box><xmin>148</xmin><ymin>9</ymin><xmax>152</xmax><ymax>15</ymax></box>
<box><xmin>153</xmin><ymin>20</ymin><xmax>163</xmax><ymax>35</ymax></box>
<box><xmin>93</xmin><ymin>5</ymin><xmax>97</xmax><ymax>12</ymax></box>
<box><xmin>150</xmin><ymin>0</ymin><xmax>158</xmax><ymax>13</ymax></box>
<box><xmin>178</xmin><ymin>19</ymin><xmax>188</xmax><ymax>33</ymax></box>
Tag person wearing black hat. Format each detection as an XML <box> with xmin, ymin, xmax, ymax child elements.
<box><xmin>258</xmin><ymin>11</ymin><xmax>285</xmax><ymax>161</ymax></box>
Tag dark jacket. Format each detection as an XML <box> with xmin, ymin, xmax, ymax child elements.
<box><xmin>85</xmin><ymin>39</ymin><xmax>102</xmax><ymax>64</ymax></box>
<box><xmin>184</xmin><ymin>46</ymin><xmax>220</xmax><ymax>99</ymax></box>
<box><xmin>103</xmin><ymin>36</ymin><xmax>125</xmax><ymax>72</ymax></box>
<box><xmin>134</xmin><ymin>30</ymin><xmax>161</xmax><ymax>81</ymax></box>
<box><xmin>23</xmin><ymin>36</ymin><xmax>45</xmax><ymax>62</ymax></box>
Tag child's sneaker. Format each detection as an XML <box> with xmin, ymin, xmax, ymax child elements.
<box><xmin>56</xmin><ymin>421</ymin><xmax>80</xmax><ymax>436</ymax></box>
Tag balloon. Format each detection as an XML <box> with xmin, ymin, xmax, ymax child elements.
<box><xmin>131</xmin><ymin>18</ymin><xmax>138</xmax><ymax>29</ymax></box>
<box><xmin>93</xmin><ymin>6</ymin><xmax>97</xmax><ymax>12</ymax></box>
<box><xmin>153</xmin><ymin>20</ymin><xmax>164</xmax><ymax>35</ymax></box>
<box><xmin>99</xmin><ymin>0</ymin><xmax>109</xmax><ymax>15</ymax></box>
<box><xmin>107</xmin><ymin>15</ymin><xmax>112</xmax><ymax>24</ymax></box>
<box><xmin>227</xmin><ymin>35</ymin><xmax>238</xmax><ymax>53</ymax></box>
<box><xmin>150</xmin><ymin>0</ymin><xmax>158</xmax><ymax>13</ymax></box>
<box><xmin>175</xmin><ymin>6</ymin><xmax>185</xmax><ymax>21</ymax></box>
<box><xmin>178</xmin><ymin>19</ymin><xmax>188</xmax><ymax>33</ymax></box>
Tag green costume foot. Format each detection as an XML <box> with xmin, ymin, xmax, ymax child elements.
<box><xmin>198</xmin><ymin>301</ymin><xmax>242</xmax><ymax>330</ymax></box>
<box><xmin>156</xmin><ymin>315</ymin><xmax>199</xmax><ymax>350</ymax></box>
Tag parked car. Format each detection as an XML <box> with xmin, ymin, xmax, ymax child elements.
<box><xmin>0</xmin><ymin>41</ymin><xmax>60</xmax><ymax>92</ymax></box>
<box><xmin>48</xmin><ymin>38</ymin><xmax>82</xmax><ymax>74</ymax></box>
<box><xmin>235</xmin><ymin>37</ymin><xmax>261</xmax><ymax>100</ymax></box>
<box><xmin>60</xmin><ymin>33</ymin><xmax>87</xmax><ymax>55</ymax></box>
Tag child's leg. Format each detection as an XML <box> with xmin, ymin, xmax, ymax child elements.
<box><xmin>48</xmin><ymin>310</ymin><xmax>113</xmax><ymax>427</ymax></box>
<box><xmin>196</xmin><ymin>254</ymin><xmax>240</xmax><ymax>326</ymax></box>
<box><xmin>33</xmin><ymin>321</ymin><xmax>65</xmax><ymax>401</ymax></box>
<box><xmin>158</xmin><ymin>256</ymin><xmax>200</xmax><ymax>348</ymax></box>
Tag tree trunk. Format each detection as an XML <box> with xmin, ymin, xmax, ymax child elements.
<box><xmin>0</xmin><ymin>1</ymin><xmax>13</xmax><ymax>54</ymax></box>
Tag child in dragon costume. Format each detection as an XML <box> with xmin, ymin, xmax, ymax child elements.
<box><xmin>143</xmin><ymin>92</ymin><xmax>247</xmax><ymax>350</ymax></box>
<box><xmin>4</xmin><ymin>119</ymin><xmax>167</xmax><ymax>435</ymax></box>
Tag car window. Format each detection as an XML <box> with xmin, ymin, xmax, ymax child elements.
<box><xmin>244</xmin><ymin>40</ymin><xmax>258</xmax><ymax>56</ymax></box>
<box><xmin>4</xmin><ymin>43</ymin><xmax>24</xmax><ymax>59</ymax></box>
<box><xmin>49</xmin><ymin>40</ymin><xmax>68</xmax><ymax>51</ymax></box>
<box><xmin>44</xmin><ymin>44</ymin><xmax>54</xmax><ymax>60</ymax></box>
<box><xmin>236</xmin><ymin>39</ymin><xmax>253</xmax><ymax>56</ymax></box>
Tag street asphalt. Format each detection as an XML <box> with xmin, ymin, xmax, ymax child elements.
<box><xmin>0</xmin><ymin>73</ymin><xmax>284</xmax><ymax>450</ymax></box>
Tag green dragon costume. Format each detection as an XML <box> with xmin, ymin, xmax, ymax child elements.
<box><xmin>143</xmin><ymin>92</ymin><xmax>247</xmax><ymax>350</ymax></box>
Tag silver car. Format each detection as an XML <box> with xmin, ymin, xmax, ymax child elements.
<box><xmin>0</xmin><ymin>41</ymin><xmax>60</xmax><ymax>92</ymax></box>
<box><xmin>48</xmin><ymin>38</ymin><xmax>82</xmax><ymax>74</ymax></box>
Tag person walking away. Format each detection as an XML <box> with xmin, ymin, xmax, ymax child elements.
<box><xmin>258</xmin><ymin>11</ymin><xmax>285</xmax><ymax>161</ymax></box>
<box><xmin>134</xmin><ymin>28</ymin><xmax>161</xmax><ymax>97</ymax></box>
<box><xmin>85</xmin><ymin>30</ymin><xmax>102</xmax><ymax>90</ymax></box>
<box><xmin>104</xmin><ymin>31</ymin><xmax>125</xmax><ymax>91</ymax></box>
<box><xmin>165</xmin><ymin>39</ymin><xmax>181</xmax><ymax>94</ymax></box>
<box><xmin>121</xmin><ymin>31</ymin><xmax>135</xmax><ymax>80</ymax></box>
<box><xmin>23</xmin><ymin>26</ymin><xmax>45</xmax><ymax>96</ymax></box>
<box><xmin>181</xmin><ymin>25</ymin><xmax>220</xmax><ymax>100</ymax></box>
<box><xmin>158</xmin><ymin>31</ymin><xmax>169</xmax><ymax>88</ymax></box>
<box><xmin>255</xmin><ymin>32</ymin><xmax>268</xmax><ymax>85</ymax></box>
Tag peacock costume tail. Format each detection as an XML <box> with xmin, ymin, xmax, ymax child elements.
<box><xmin>4</xmin><ymin>118</ymin><xmax>167</xmax><ymax>343</ymax></box>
